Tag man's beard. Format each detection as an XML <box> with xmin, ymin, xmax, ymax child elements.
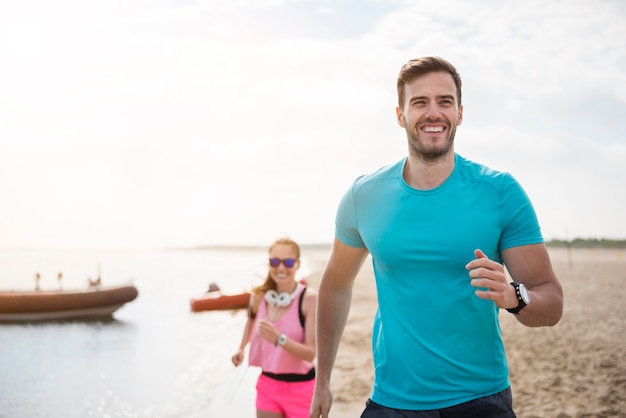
<box><xmin>405</xmin><ymin>121</ymin><xmax>456</xmax><ymax>164</ymax></box>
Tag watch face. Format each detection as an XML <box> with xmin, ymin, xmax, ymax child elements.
<box><xmin>519</xmin><ymin>284</ymin><xmax>530</xmax><ymax>304</ymax></box>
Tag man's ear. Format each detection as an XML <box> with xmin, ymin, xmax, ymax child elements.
<box><xmin>396</xmin><ymin>107</ymin><xmax>406</xmax><ymax>128</ymax></box>
<box><xmin>457</xmin><ymin>104</ymin><xmax>463</xmax><ymax>126</ymax></box>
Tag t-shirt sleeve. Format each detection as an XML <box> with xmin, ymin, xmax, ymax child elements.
<box><xmin>334</xmin><ymin>181</ymin><xmax>366</xmax><ymax>248</ymax></box>
<box><xmin>499</xmin><ymin>173</ymin><xmax>544</xmax><ymax>250</ymax></box>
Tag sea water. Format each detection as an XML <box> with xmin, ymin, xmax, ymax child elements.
<box><xmin>0</xmin><ymin>247</ymin><xmax>313</xmax><ymax>418</ymax></box>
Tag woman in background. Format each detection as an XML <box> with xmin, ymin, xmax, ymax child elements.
<box><xmin>232</xmin><ymin>237</ymin><xmax>317</xmax><ymax>418</ymax></box>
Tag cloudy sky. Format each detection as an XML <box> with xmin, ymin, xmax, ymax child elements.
<box><xmin>1</xmin><ymin>0</ymin><xmax>625</xmax><ymax>250</ymax></box>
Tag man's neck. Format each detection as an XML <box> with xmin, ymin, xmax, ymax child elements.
<box><xmin>403</xmin><ymin>151</ymin><xmax>455</xmax><ymax>190</ymax></box>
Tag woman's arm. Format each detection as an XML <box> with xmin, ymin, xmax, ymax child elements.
<box><xmin>231</xmin><ymin>293</ymin><xmax>260</xmax><ymax>366</ymax></box>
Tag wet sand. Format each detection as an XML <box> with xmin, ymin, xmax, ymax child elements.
<box><xmin>305</xmin><ymin>247</ymin><xmax>626</xmax><ymax>417</ymax></box>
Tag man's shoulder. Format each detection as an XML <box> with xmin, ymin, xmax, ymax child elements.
<box><xmin>455</xmin><ymin>154</ymin><xmax>515</xmax><ymax>185</ymax></box>
<box><xmin>352</xmin><ymin>158</ymin><xmax>405</xmax><ymax>188</ymax></box>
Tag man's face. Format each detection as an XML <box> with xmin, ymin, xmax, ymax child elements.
<box><xmin>396</xmin><ymin>71</ymin><xmax>463</xmax><ymax>163</ymax></box>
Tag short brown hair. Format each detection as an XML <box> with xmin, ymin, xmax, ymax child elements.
<box><xmin>396</xmin><ymin>56</ymin><xmax>462</xmax><ymax>108</ymax></box>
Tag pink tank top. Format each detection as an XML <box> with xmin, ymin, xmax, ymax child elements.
<box><xmin>248</xmin><ymin>284</ymin><xmax>314</xmax><ymax>374</ymax></box>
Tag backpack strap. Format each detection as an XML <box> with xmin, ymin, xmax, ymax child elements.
<box><xmin>298</xmin><ymin>287</ymin><xmax>307</xmax><ymax>328</ymax></box>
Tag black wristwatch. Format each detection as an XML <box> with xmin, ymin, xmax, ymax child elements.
<box><xmin>506</xmin><ymin>282</ymin><xmax>530</xmax><ymax>315</ymax></box>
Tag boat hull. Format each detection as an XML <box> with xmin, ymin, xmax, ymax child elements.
<box><xmin>0</xmin><ymin>285</ymin><xmax>139</xmax><ymax>322</ymax></box>
<box><xmin>190</xmin><ymin>291</ymin><xmax>250</xmax><ymax>312</ymax></box>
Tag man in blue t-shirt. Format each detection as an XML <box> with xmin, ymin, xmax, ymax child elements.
<box><xmin>310</xmin><ymin>57</ymin><xmax>563</xmax><ymax>418</ymax></box>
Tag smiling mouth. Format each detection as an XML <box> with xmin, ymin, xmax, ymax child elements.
<box><xmin>421</xmin><ymin>125</ymin><xmax>445</xmax><ymax>133</ymax></box>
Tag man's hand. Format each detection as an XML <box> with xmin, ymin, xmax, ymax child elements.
<box><xmin>309</xmin><ymin>383</ymin><xmax>333</xmax><ymax>418</ymax></box>
<box><xmin>466</xmin><ymin>248</ymin><xmax>517</xmax><ymax>310</ymax></box>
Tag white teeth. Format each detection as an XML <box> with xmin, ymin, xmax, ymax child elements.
<box><xmin>423</xmin><ymin>126</ymin><xmax>443</xmax><ymax>132</ymax></box>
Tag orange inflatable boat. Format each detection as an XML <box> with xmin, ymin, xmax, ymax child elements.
<box><xmin>190</xmin><ymin>290</ymin><xmax>251</xmax><ymax>312</ymax></box>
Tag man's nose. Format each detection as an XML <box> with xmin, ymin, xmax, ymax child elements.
<box><xmin>424</xmin><ymin>104</ymin><xmax>442</xmax><ymax>119</ymax></box>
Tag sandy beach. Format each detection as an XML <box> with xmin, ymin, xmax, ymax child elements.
<box><xmin>304</xmin><ymin>247</ymin><xmax>626</xmax><ymax>418</ymax></box>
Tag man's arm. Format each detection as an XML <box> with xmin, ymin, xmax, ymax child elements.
<box><xmin>309</xmin><ymin>238</ymin><xmax>369</xmax><ymax>418</ymax></box>
<box><xmin>501</xmin><ymin>243</ymin><xmax>563</xmax><ymax>327</ymax></box>
<box><xmin>467</xmin><ymin>243</ymin><xmax>563</xmax><ymax>327</ymax></box>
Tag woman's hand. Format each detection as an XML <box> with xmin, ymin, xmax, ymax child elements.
<box><xmin>231</xmin><ymin>349</ymin><xmax>244</xmax><ymax>366</ymax></box>
<box><xmin>257</xmin><ymin>319</ymin><xmax>280</xmax><ymax>345</ymax></box>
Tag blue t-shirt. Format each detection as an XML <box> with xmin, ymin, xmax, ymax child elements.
<box><xmin>335</xmin><ymin>154</ymin><xmax>543</xmax><ymax>410</ymax></box>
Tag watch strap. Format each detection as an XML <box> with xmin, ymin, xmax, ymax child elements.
<box><xmin>506</xmin><ymin>282</ymin><xmax>527</xmax><ymax>315</ymax></box>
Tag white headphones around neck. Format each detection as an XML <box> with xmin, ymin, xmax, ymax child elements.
<box><xmin>265</xmin><ymin>284</ymin><xmax>300</xmax><ymax>307</ymax></box>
